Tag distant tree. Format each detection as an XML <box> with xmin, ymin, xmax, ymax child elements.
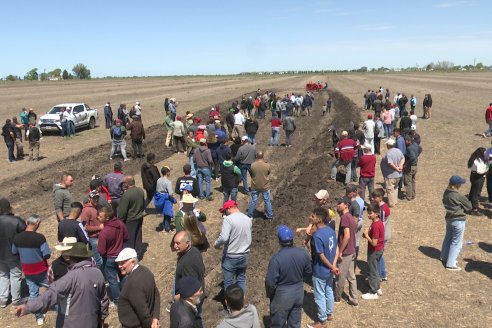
<box><xmin>475</xmin><ymin>62</ymin><xmax>484</xmax><ymax>69</ymax></box>
<box><xmin>72</xmin><ymin>63</ymin><xmax>91</xmax><ymax>79</ymax></box>
<box><xmin>24</xmin><ymin>68</ymin><xmax>38</xmax><ymax>80</ymax></box>
<box><xmin>359</xmin><ymin>66</ymin><xmax>368</xmax><ymax>72</ymax></box>
<box><xmin>40</xmin><ymin>72</ymin><xmax>48</xmax><ymax>81</ymax></box>
<box><xmin>49</xmin><ymin>68</ymin><xmax>62</xmax><ymax>77</ymax></box>
<box><xmin>6</xmin><ymin>74</ymin><xmax>17</xmax><ymax>81</ymax></box>
<box><xmin>62</xmin><ymin>69</ymin><xmax>69</xmax><ymax>80</ymax></box>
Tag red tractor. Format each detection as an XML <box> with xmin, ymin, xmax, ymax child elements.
<box><xmin>306</xmin><ymin>82</ymin><xmax>328</xmax><ymax>92</ymax></box>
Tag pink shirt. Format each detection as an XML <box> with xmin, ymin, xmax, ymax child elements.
<box><xmin>382</xmin><ymin>111</ymin><xmax>392</xmax><ymax>125</ymax></box>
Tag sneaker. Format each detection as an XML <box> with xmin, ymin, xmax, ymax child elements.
<box><xmin>380</xmin><ymin>277</ymin><xmax>388</xmax><ymax>282</ymax></box>
<box><xmin>37</xmin><ymin>316</ymin><xmax>45</xmax><ymax>326</ymax></box>
<box><xmin>361</xmin><ymin>292</ymin><xmax>379</xmax><ymax>300</ymax></box>
<box><xmin>334</xmin><ymin>297</ymin><xmax>341</xmax><ymax>304</ymax></box>
<box><xmin>123</xmin><ymin>158</ymin><xmax>131</xmax><ymax>162</ymax></box>
<box><xmin>446</xmin><ymin>266</ymin><xmax>462</xmax><ymax>271</ymax></box>
<box><xmin>0</xmin><ymin>300</ymin><xmax>7</xmax><ymax>308</ymax></box>
<box><xmin>377</xmin><ymin>288</ymin><xmax>383</xmax><ymax>296</ymax></box>
<box><xmin>109</xmin><ymin>157</ymin><xmax>113</xmax><ymax>160</ymax></box>
<box><xmin>307</xmin><ymin>321</ymin><xmax>327</xmax><ymax>328</ymax></box>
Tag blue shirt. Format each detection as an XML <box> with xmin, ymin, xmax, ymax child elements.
<box><xmin>312</xmin><ymin>226</ymin><xmax>337</xmax><ymax>279</ymax></box>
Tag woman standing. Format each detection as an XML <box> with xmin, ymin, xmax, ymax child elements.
<box><xmin>441</xmin><ymin>175</ymin><xmax>472</xmax><ymax>270</ymax></box>
<box><xmin>467</xmin><ymin>147</ymin><xmax>488</xmax><ymax>215</ymax></box>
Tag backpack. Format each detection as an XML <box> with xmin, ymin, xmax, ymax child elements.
<box><xmin>113</xmin><ymin>126</ymin><xmax>122</xmax><ymax>139</ymax></box>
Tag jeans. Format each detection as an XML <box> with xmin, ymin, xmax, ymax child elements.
<box><xmin>485</xmin><ymin>121</ymin><xmax>492</xmax><ymax>136</ymax></box>
<box><xmin>61</xmin><ymin>121</ymin><xmax>67</xmax><ymax>137</ymax></box>
<box><xmin>285</xmin><ymin>130</ymin><xmax>294</xmax><ymax>146</ymax></box>
<box><xmin>103</xmin><ymin>257</ymin><xmax>124</xmax><ymax>304</ymax></box>
<box><xmin>5</xmin><ymin>141</ymin><xmax>15</xmax><ymax>162</ymax></box>
<box><xmin>131</xmin><ymin>138</ymin><xmax>143</xmax><ymax>157</ymax></box>
<box><xmin>331</xmin><ymin>159</ymin><xmax>352</xmax><ymax>185</ymax></box>
<box><xmin>67</xmin><ymin>121</ymin><xmax>75</xmax><ymax>136</ymax></box>
<box><xmin>378</xmin><ymin>253</ymin><xmax>387</xmax><ymax>279</ymax></box>
<box><xmin>189</xmin><ymin>156</ymin><xmax>196</xmax><ymax>178</ymax></box>
<box><xmin>197</xmin><ymin>167</ymin><xmax>212</xmax><ymax>198</ymax></box>
<box><xmin>240</xmin><ymin>164</ymin><xmax>252</xmax><ymax>192</ymax></box>
<box><xmin>403</xmin><ymin>165</ymin><xmax>418</xmax><ymax>200</ymax></box>
<box><xmin>222</xmin><ymin>187</ymin><xmax>238</xmax><ymax>204</ymax></box>
<box><xmin>440</xmin><ymin>220</ymin><xmax>466</xmax><ymax>268</ymax></box>
<box><xmin>110</xmin><ymin>139</ymin><xmax>127</xmax><ymax>159</ymax></box>
<box><xmin>26</xmin><ymin>272</ymin><xmax>49</xmax><ymax>319</ymax></box>
<box><xmin>163</xmin><ymin>215</ymin><xmax>173</xmax><ymax>232</ymax></box>
<box><xmin>359</xmin><ymin>176</ymin><xmax>375</xmax><ymax>201</ymax></box>
<box><xmin>247</xmin><ymin>190</ymin><xmax>273</xmax><ymax>219</ymax></box>
<box><xmin>88</xmin><ymin>238</ymin><xmax>102</xmax><ymax>268</ymax></box>
<box><xmin>247</xmin><ymin>133</ymin><xmax>256</xmax><ymax>145</ymax></box>
<box><xmin>269</xmin><ymin>287</ymin><xmax>303</xmax><ymax>328</ymax></box>
<box><xmin>270</xmin><ymin>127</ymin><xmax>280</xmax><ymax>145</ymax></box>
<box><xmin>222</xmin><ymin>255</ymin><xmax>249</xmax><ymax>292</ymax></box>
<box><xmin>312</xmin><ymin>276</ymin><xmax>334</xmax><ymax>322</ymax></box>
<box><xmin>0</xmin><ymin>260</ymin><xmax>22</xmax><ymax>303</ymax></box>
<box><xmin>367</xmin><ymin>250</ymin><xmax>382</xmax><ymax>294</ymax></box>
<box><xmin>384</xmin><ymin>123</ymin><xmax>393</xmax><ymax>138</ymax></box>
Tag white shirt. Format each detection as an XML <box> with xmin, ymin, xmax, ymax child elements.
<box><xmin>363</xmin><ymin>119</ymin><xmax>375</xmax><ymax>138</ymax></box>
<box><xmin>234</xmin><ymin>112</ymin><xmax>245</xmax><ymax>125</ymax></box>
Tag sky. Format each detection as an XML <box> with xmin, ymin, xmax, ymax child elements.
<box><xmin>3</xmin><ymin>0</ymin><xmax>492</xmax><ymax>77</ymax></box>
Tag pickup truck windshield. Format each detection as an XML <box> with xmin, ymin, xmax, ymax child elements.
<box><xmin>48</xmin><ymin>106</ymin><xmax>65</xmax><ymax>114</ymax></box>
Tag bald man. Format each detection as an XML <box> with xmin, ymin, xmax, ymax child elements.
<box><xmin>118</xmin><ymin>176</ymin><xmax>145</xmax><ymax>258</ymax></box>
<box><xmin>247</xmin><ymin>152</ymin><xmax>273</xmax><ymax>220</ymax></box>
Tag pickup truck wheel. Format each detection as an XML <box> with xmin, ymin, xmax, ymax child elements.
<box><xmin>89</xmin><ymin>117</ymin><xmax>96</xmax><ymax>129</ymax></box>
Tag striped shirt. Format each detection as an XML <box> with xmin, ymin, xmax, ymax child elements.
<box><xmin>12</xmin><ymin>231</ymin><xmax>51</xmax><ymax>276</ymax></box>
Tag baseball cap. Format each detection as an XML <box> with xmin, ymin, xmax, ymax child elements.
<box><xmin>361</xmin><ymin>142</ymin><xmax>372</xmax><ymax>150</ymax></box>
<box><xmin>449</xmin><ymin>175</ymin><xmax>466</xmax><ymax>185</ymax></box>
<box><xmin>219</xmin><ymin>200</ymin><xmax>238</xmax><ymax>213</ymax></box>
<box><xmin>277</xmin><ymin>225</ymin><xmax>294</xmax><ymax>242</ymax></box>
<box><xmin>368</xmin><ymin>113</ymin><xmax>373</xmax><ymax>119</ymax></box>
<box><xmin>199</xmin><ymin>138</ymin><xmax>207</xmax><ymax>144</ymax></box>
<box><xmin>241</xmin><ymin>136</ymin><xmax>249</xmax><ymax>141</ymax></box>
<box><xmin>314</xmin><ymin>190</ymin><xmax>329</xmax><ymax>200</ymax></box>
<box><xmin>346</xmin><ymin>184</ymin><xmax>358</xmax><ymax>193</ymax></box>
<box><xmin>341</xmin><ymin>130</ymin><xmax>348</xmax><ymax>137</ymax></box>
<box><xmin>89</xmin><ymin>190</ymin><xmax>100</xmax><ymax>199</ymax></box>
<box><xmin>385</xmin><ymin>138</ymin><xmax>396</xmax><ymax>146</ymax></box>
<box><xmin>115</xmin><ymin>248</ymin><xmax>138</xmax><ymax>262</ymax></box>
<box><xmin>336</xmin><ymin>196</ymin><xmax>351</xmax><ymax>204</ymax></box>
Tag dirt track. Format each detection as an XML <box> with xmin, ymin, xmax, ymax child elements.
<box><xmin>0</xmin><ymin>73</ymin><xmax>491</xmax><ymax>327</ymax></box>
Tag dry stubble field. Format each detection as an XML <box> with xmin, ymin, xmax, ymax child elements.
<box><xmin>0</xmin><ymin>72</ymin><xmax>490</xmax><ymax>328</ymax></box>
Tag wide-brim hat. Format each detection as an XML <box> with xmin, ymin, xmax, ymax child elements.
<box><xmin>55</xmin><ymin>237</ymin><xmax>77</xmax><ymax>251</ymax></box>
<box><xmin>62</xmin><ymin>242</ymin><xmax>93</xmax><ymax>258</ymax></box>
<box><xmin>182</xmin><ymin>193</ymin><xmax>198</xmax><ymax>203</ymax></box>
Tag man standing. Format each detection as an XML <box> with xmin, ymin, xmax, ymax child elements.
<box><xmin>247</xmin><ymin>151</ymin><xmax>273</xmax><ymax>220</ymax></box>
<box><xmin>214</xmin><ymin>201</ymin><xmax>252</xmax><ymax>292</ymax></box>
<box><xmin>363</xmin><ymin>114</ymin><xmax>375</xmax><ymax>153</ymax></box>
<box><xmin>333</xmin><ymin>196</ymin><xmax>358</xmax><ymax>307</ymax></box>
<box><xmin>57</xmin><ymin>202</ymin><xmax>87</xmax><ymax>244</ymax></box>
<box><xmin>11</xmin><ymin>117</ymin><xmax>24</xmax><ymax>160</ymax></box>
<box><xmin>26</xmin><ymin>122</ymin><xmax>42</xmax><ymax>161</ymax></box>
<box><xmin>233</xmin><ymin>108</ymin><xmax>246</xmax><ymax>139</ymax></box>
<box><xmin>104</xmin><ymin>102</ymin><xmax>113</xmax><ymax>129</ymax></box>
<box><xmin>53</xmin><ymin>172</ymin><xmax>74</xmax><ymax>222</ymax></box>
<box><xmin>330</xmin><ymin>131</ymin><xmax>357</xmax><ymax>185</ymax></box>
<box><xmin>483</xmin><ymin>103</ymin><xmax>492</xmax><ymax>137</ymax></box>
<box><xmin>104</xmin><ymin>162</ymin><xmax>125</xmax><ymax>213</ymax></box>
<box><xmin>0</xmin><ymin>199</ymin><xmax>26</xmax><ymax>308</ymax></box>
<box><xmin>116</xmin><ymin>248</ymin><xmax>160</xmax><ymax>328</ymax></box>
<box><xmin>220</xmin><ymin>152</ymin><xmax>241</xmax><ymax>204</ymax></box>
<box><xmin>233</xmin><ymin>136</ymin><xmax>256</xmax><ymax>194</ymax></box>
<box><xmin>194</xmin><ymin>138</ymin><xmax>214</xmax><ymax>201</ymax></box>
<box><xmin>282</xmin><ymin>114</ymin><xmax>296</xmax><ymax>147</ymax></box>
<box><xmin>126</xmin><ymin>115</ymin><xmax>145</xmax><ymax>158</ymax></box>
<box><xmin>12</xmin><ymin>215</ymin><xmax>51</xmax><ymax>325</ymax></box>
<box><xmin>141</xmin><ymin>153</ymin><xmax>161</xmax><ymax>208</ymax></box>
<box><xmin>118</xmin><ymin>176</ymin><xmax>145</xmax><ymax>258</ymax></box>
<box><xmin>2</xmin><ymin>119</ymin><xmax>16</xmax><ymax>163</ymax></box>
<box><xmin>265</xmin><ymin>225</ymin><xmax>311</xmax><ymax>328</ymax></box>
<box><xmin>110</xmin><ymin>119</ymin><xmax>130</xmax><ymax>161</ymax></box>
<box><xmin>14</xmin><ymin>242</ymin><xmax>109</xmax><ymax>327</ymax></box>
<box><xmin>164</xmin><ymin>114</ymin><xmax>174</xmax><ymax>148</ymax></box>
<box><xmin>380</xmin><ymin>138</ymin><xmax>405</xmax><ymax>207</ymax></box>
<box><xmin>80</xmin><ymin>190</ymin><xmax>103</xmax><ymax>267</ymax></box>
<box><xmin>308</xmin><ymin>208</ymin><xmax>339</xmax><ymax>328</ymax></box>
<box><xmin>403</xmin><ymin>135</ymin><xmax>422</xmax><ymax>201</ymax></box>
<box><xmin>170</xmin><ymin>276</ymin><xmax>203</xmax><ymax>328</ymax></box>
<box><xmin>98</xmin><ymin>205</ymin><xmax>128</xmax><ymax>306</ymax></box>
<box><xmin>358</xmin><ymin>142</ymin><xmax>376</xmax><ymax>201</ymax></box>
<box><xmin>173</xmin><ymin>116</ymin><xmax>186</xmax><ymax>153</ymax></box>
<box><xmin>175</xmin><ymin>163</ymin><xmax>200</xmax><ymax>199</ymax></box>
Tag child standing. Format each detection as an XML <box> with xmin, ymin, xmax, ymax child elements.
<box><xmin>361</xmin><ymin>204</ymin><xmax>385</xmax><ymax>300</ymax></box>
<box><xmin>371</xmin><ymin>188</ymin><xmax>391</xmax><ymax>281</ymax></box>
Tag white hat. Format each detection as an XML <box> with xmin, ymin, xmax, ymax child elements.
<box><xmin>54</xmin><ymin>237</ymin><xmax>77</xmax><ymax>251</ymax></box>
<box><xmin>341</xmin><ymin>130</ymin><xmax>348</xmax><ymax>137</ymax></box>
<box><xmin>241</xmin><ymin>136</ymin><xmax>249</xmax><ymax>141</ymax></box>
<box><xmin>385</xmin><ymin>138</ymin><xmax>396</xmax><ymax>146</ymax></box>
<box><xmin>361</xmin><ymin>142</ymin><xmax>372</xmax><ymax>150</ymax></box>
<box><xmin>314</xmin><ymin>189</ymin><xmax>329</xmax><ymax>200</ymax></box>
<box><xmin>115</xmin><ymin>248</ymin><xmax>138</xmax><ymax>262</ymax></box>
<box><xmin>181</xmin><ymin>193</ymin><xmax>198</xmax><ymax>203</ymax></box>
<box><xmin>136</xmin><ymin>101</ymin><xmax>140</xmax><ymax>105</ymax></box>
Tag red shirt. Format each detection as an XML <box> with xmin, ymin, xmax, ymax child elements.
<box><xmin>368</xmin><ymin>220</ymin><xmax>385</xmax><ymax>252</ymax></box>
<box><xmin>338</xmin><ymin>212</ymin><xmax>356</xmax><ymax>256</ymax></box>
<box><xmin>271</xmin><ymin>118</ymin><xmax>282</xmax><ymax>128</ymax></box>
<box><xmin>97</xmin><ymin>218</ymin><xmax>128</xmax><ymax>257</ymax></box>
<box><xmin>485</xmin><ymin>106</ymin><xmax>492</xmax><ymax>123</ymax></box>
<box><xmin>335</xmin><ymin>138</ymin><xmax>357</xmax><ymax>162</ymax></box>
<box><xmin>358</xmin><ymin>154</ymin><xmax>376</xmax><ymax>178</ymax></box>
<box><xmin>379</xmin><ymin>202</ymin><xmax>390</xmax><ymax>223</ymax></box>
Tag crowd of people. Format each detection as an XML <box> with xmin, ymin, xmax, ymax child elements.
<box><xmin>0</xmin><ymin>84</ymin><xmax>486</xmax><ymax>328</ymax></box>
<box><xmin>2</xmin><ymin>108</ymin><xmax>41</xmax><ymax>162</ymax></box>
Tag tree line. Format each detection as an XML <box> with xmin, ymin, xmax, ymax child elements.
<box><xmin>4</xmin><ymin>63</ymin><xmax>91</xmax><ymax>81</ymax></box>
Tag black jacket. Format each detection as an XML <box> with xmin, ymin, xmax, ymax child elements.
<box><xmin>170</xmin><ymin>299</ymin><xmax>202</xmax><ymax>328</ymax></box>
<box><xmin>0</xmin><ymin>214</ymin><xmax>26</xmax><ymax>262</ymax></box>
<box><xmin>176</xmin><ymin>247</ymin><xmax>205</xmax><ymax>294</ymax></box>
<box><xmin>141</xmin><ymin>162</ymin><xmax>160</xmax><ymax>193</ymax></box>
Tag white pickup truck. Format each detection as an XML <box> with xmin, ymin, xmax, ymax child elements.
<box><xmin>38</xmin><ymin>103</ymin><xmax>98</xmax><ymax>132</ymax></box>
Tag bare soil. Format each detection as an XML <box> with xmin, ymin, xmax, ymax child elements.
<box><xmin>0</xmin><ymin>73</ymin><xmax>490</xmax><ymax>328</ymax></box>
